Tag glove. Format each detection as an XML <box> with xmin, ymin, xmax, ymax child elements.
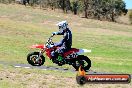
<box><xmin>50</xmin><ymin>45</ymin><xmax>54</xmax><ymax>48</ymax></box>
<box><xmin>52</xmin><ymin>32</ymin><xmax>58</xmax><ymax>36</ymax></box>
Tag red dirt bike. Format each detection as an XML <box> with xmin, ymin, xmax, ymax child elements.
<box><xmin>27</xmin><ymin>36</ymin><xmax>91</xmax><ymax>71</ymax></box>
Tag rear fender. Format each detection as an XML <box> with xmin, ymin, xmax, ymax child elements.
<box><xmin>77</xmin><ymin>49</ymin><xmax>91</xmax><ymax>55</ymax></box>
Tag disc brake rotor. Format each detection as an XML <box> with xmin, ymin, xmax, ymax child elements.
<box><xmin>30</xmin><ymin>55</ymin><xmax>38</xmax><ymax>64</ymax></box>
<box><xmin>31</xmin><ymin>56</ymin><xmax>36</xmax><ymax>63</ymax></box>
<box><xmin>38</xmin><ymin>57</ymin><xmax>42</xmax><ymax>64</ymax></box>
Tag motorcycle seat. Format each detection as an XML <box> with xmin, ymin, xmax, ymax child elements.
<box><xmin>63</xmin><ymin>48</ymin><xmax>79</xmax><ymax>57</ymax></box>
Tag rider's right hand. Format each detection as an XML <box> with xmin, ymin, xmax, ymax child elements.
<box><xmin>52</xmin><ymin>32</ymin><xmax>58</xmax><ymax>36</ymax></box>
<box><xmin>52</xmin><ymin>33</ymin><xmax>55</xmax><ymax>36</ymax></box>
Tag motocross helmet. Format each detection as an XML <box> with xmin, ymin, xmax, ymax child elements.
<box><xmin>56</xmin><ymin>21</ymin><xmax>68</xmax><ymax>33</ymax></box>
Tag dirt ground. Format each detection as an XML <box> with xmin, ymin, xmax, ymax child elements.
<box><xmin>0</xmin><ymin>67</ymin><xmax>131</xmax><ymax>88</ymax></box>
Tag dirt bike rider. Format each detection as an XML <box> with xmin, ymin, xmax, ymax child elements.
<box><xmin>51</xmin><ymin>21</ymin><xmax>72</xmax><ymax>62</ymax></box>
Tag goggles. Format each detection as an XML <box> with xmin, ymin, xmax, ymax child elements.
<box><xmin>59</xmin><ymin>26</ymin><xmax>63</xmax><ymax>29</ymax></box>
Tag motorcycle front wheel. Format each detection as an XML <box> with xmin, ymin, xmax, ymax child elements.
<box><xmin>27</xmin><ymin>52</ymin><xmax>45</xmax><ymax>66</ymax></box>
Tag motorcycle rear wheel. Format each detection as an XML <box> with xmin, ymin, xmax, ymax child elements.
<box><xmin>72</xmin><ymin>55</ymin><xmax>91</xmax><ymax>71</ymax></box>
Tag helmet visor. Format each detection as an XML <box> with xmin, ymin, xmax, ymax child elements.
<box><xmin>59</xmin><ymin>26</ymin><xmax>63</xmax><ymax>33</ymax></box>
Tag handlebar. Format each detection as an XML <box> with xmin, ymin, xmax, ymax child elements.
<box><xmin>47</xmin><ymin>35</ymin><xmax>54</xmax><ymax>42</ymax></box>
<box><xmin>49</xmin><ymin>35</ymin><xmax>54</xmax><ymax>40</ymax></box>
<box><xmin>45</xmin><ymin>35</ymin><xmax>54</xmax><ymax>48</ymax></box>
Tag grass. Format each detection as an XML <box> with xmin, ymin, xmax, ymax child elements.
<box><xmin>0</xmin><ymin>4</ymin><xmax>132</xmax><ymax>75</ymax></box>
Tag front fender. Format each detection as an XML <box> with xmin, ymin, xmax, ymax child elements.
<box><xmin>30</xmin><ymin>44</ymin><xmax>45</xmax><ymax>49</ymax></box>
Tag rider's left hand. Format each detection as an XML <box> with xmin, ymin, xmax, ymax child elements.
<box><xmin>50</xmin><ymin>45</ymin><xmax>54</xmax><ymax>48</ymax></box>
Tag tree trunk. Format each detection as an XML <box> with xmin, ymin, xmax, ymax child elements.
<box><xmin>84</xmin><ymin>0</ymin><xmax>88</xmax><ymax>18</ymax></box>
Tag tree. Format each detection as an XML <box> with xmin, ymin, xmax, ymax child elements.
<box><xmin>83</xmin><ymin>0</ymin><xmax>88</xmax><ymax>18</ymax></box>
<box><xmin>58</xmin><ymin>0</ymin><xmax>71</xmax><ymax>13</ymax></box>
<box><xmin>71</xmin><ymin>1</ymin><xmax>79</xmax><ymax>15</ymax></box>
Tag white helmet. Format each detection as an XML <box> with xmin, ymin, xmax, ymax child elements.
<box><xmin>56</xmin><ymin>21</ymin><xmax>68</xmax><ymax>33</ymax></box>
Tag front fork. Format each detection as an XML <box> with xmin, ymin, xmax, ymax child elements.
<box><xmin>35</xmin><ymin>49</ymin><xmax>45</xmax><ymax>62</ymax></box>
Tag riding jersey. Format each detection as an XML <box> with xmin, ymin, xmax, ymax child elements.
<box><xmin>54</xmin><ymin>28</ymin><xmax>72</xmax><ymax>49</ymax></box>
